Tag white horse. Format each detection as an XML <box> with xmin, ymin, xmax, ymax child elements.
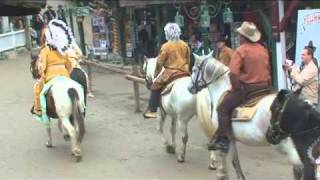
<box><xmin>30</xmin><ymin>58</ymin><xmax>86</xmax><ymax>162</ymax></box>
<box><xmin>143</xmin><ymin>57</ymin><xmax>217</xmax><ymax>168</ymax></box>
<box><xmin>188</xmin><ymin>53</ymin><xmax>304</xmax><ymax>180</ymax></box>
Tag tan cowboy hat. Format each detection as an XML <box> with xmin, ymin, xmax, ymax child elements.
<box><xmin>236</xmin><ymin>21</ymin><xmax>261</xmax><ymax>42</ymax></box>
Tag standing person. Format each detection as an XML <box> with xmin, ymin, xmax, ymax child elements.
<box><xmin>189</xmin><ymin>38</ymin><xmax>212</xmax><ymax>72</ymax></box>
<box><xmin>31</xmin><ymin>14</ymin><xmax>45</xmax><ymax>47</ymax></box>
<box><xmin>283</xmin><ymin>46</ymin><xmax>319</xmax><ymax>106</ymax></box>
<box><xmin>57</xmin><ymin>5</ymin><xmax>67</xmax><ymax>24</ymax></box>
<box><xmin>43</xmin><ymin>5</ymin><xmax>57</xmax><ymax>24</ymax></box>
<box><xmin>216</xmin><ymin>37</ymin><xmax>234</xmax><ymax>66</ymax></box>
<box><xmin>208</xmin><ymin>22</ymin><xmax>272</xmax><ymax>152</ymax></box>
<box><xmin>143</xmin><ymin>23</ymin><xmax>191</xmax><ymax>118</ymax></box>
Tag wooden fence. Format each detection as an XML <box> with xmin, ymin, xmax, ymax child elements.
<box><xmin>82</xmin><ymin>58</ymin><xmax>146</xmax><ymax>112</ymax></box>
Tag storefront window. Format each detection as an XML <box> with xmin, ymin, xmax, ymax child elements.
<box><xmin>9</xmin><ymin>16</ymin><xmax>25</xmax><ymax>30</ymax></box>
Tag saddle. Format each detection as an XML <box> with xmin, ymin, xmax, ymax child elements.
<box><xmin>160</xmin><ymin>71</ymin><xmax>190</xmax><ymax>95</ymax></box>
<box><xmin>218</xmin><ymin>89</ymin><xmax>275</xmax><ymax>121</ymax></box>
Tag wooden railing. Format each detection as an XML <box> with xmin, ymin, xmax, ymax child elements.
<box><xmin>81</xmin><ymin>58</ymin><xmax>146</xmax><ymax>112</ymax></box>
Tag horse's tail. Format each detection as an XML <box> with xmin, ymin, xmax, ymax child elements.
<box><xmin>70</xmin><ymin>68</ymin><xmax>88</xmax><ymax>106</ymax></box>
<box><xmin>68</xmin><ymin>88</ymin><xmax>85</xmax><ymax>143</ymax></box>
<box><xmin>196</xmin><ymin>88</ymin><xmax>216</xmax><ymax>138</ymax></box>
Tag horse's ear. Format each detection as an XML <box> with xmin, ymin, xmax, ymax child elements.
<box><xmin>193</xmin><ymin>53</ymin><xmax>201</xmax><ymax>61</ymax></box>
<box><xmin>207</xmin><ymin>50</ymin><xmax>214</xmax><ymax>58</ymax></box>
<box><xmin>277</xmin><ymin>89</ymin><xmax>291</xmax><ymax>103</ymax></box>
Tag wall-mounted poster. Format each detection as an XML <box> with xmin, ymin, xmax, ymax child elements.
<box><xmin>295</xmin><ymin>9</ymin><xmax>320</xmax><ymax>65</ymax></box>
<box><xmin>92</xmin><ymin>16</ymin><xmax>109</xmax><ymax>56</ymax></box>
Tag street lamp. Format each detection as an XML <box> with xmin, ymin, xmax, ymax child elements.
<box><xmin>175</xmin><ymin>8</ymin><xmax>184</xmax><ymax>27</ymax></box>
<box><xmin>200</xmin><ymin>6</ymin><xmax>210</xmax><ymax>28</ymax></box>
<box><xmin>200</xmin><ymin>4</ymin><xmax>210</xmax><ymax>42</ymax></box>
<box><xmin>222</xmin><ymin>7</ymin><xmax>233</xmax><ymax>24</ymax></box>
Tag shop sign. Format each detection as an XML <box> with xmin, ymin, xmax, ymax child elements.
<box><xmin>295</xmin><ymin>9</ymin><xmax>320</xmax><ymax>65</ymax></box>
<box><xmin>72</xmin><ymin>6</ymin><xmax>90</xmax><ymax>17</ymax></box>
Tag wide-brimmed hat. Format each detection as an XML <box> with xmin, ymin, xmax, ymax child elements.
<box><xmin>236</xmin><ymin>21</ymin><xmax>261</xmax><ymax>42</ymax></box>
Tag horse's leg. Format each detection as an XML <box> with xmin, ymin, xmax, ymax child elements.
<box><xmin>58</xmin><ymin>119</ymin><xmax>63</xmax><ymax>133</ymax></box>
<box><xmin>58</xmin><ymin>118</ymin><xmax>70</xmax><ymax>141</ymax></box>
<box><xmin>275</xmin><ymin>138</ymin><xmax>303</xmax><ymax>179</ymax></box>
<box><xmin>45</xmin><ymin>122</ymin><xmax>53</xmax><ymax>148</ymax></box>
<box><xmin>62</xmin><ymin>117</ymin><xmax>81</xmax><ymax>161</ymax></box>
<box><xmin>176</xmin><ymin>116</ymin><xmax>190</xmax><ymax>163</ymax></box>
<box><xmin>293</xmin><ymin>165</ymin><xmax>303</xmax><ymax>180</ymax></box>
<box><xmin>216</xmin><ymin>150</ymin><xmax>229</xmax><ymax>180</ymax></box>
<box><xmin>209</xmin><ymin>150</ymin><xmax>217</xmax><ymax>170</ymax></box>
<box><xmin>167</xmin><ymin>116</ymin><xmax>177</xmax><ymax>154</ymax></box>
<box><xmin>303</xmin><ymin>161</ymin><xmax>315</xmax><ymax>180</ymax></box>
<box><xmin>230</xmin><ymin>142</ymin><xmax>245</xmax><ymax>180</ymax></box>
<box><xmin>157</xmin><ymin>109</ymin><xmax>170</xmax><ymax>152</ymax></box>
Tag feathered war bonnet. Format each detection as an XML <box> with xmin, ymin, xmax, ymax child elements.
<box><xmin>45</xmin><ymin>19</ymin><xmax>76</xmax><ymax>55</ymax></box>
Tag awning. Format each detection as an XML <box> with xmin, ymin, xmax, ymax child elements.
<box><xmin>119</xmin><ymin>0</ymin><xmax>194</xmax><ymax>7</ymax></box>
<box><xmin>0</xmin><ymin>0</ymin><xmax>46</xmax><ymax>16</ymax></box>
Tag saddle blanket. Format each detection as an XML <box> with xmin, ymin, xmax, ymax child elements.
<box><xmin>35</xmin><ymin>76</ymin><xmax>85</xmax><ymax>124</ymax></box>
<box><xmin>217</xmin><ymin>91</ymin><xmax>274</xmax><ymax>121</ymax></box>
<box><xmin>231</xmin><ymin>93</ymin><xmax>276</xmax><ymax>121</ymax></box>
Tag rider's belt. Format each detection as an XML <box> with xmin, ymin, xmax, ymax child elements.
<box><xmin>242</xmin><ymin>81</ymin><xmax>271</xmax><ymax>87</ymax></box>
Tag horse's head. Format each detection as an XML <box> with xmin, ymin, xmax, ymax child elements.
<box><xmin>266</xmin><ymin>89</ymin><xmax>317</xmax><ymax>144</ymax></box>
<box><xmin>188</xmin><ymin>51</ymin><xmax>228</xmax><ymax>94</ymax></box>
<box><xmin>142</xmin><ymin>56</ymin><xmax>158</xmax><ymax>89</ymax></box>
<box><xmin>30</xmin><ymin>48</ymin><xmax>41</xmax><ymax>79</ymax></box>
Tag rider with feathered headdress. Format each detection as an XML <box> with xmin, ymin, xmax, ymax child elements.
<box><xmin>31</xmin><ymin>19</ymin><xmax>82</xmax><ymax>116</ymax></box>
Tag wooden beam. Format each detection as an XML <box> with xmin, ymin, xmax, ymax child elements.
<box><xmin>280</xmin><ymin>0</ymin><xmax>299</xmax><ymax>32</ymax></box>
<box><xmin>132</xmin><ymin>65</ymin><xmax>141</xmax><ymax>112</ymax></box>
<box><xmin>81</xmin><ymin>60</ymin><xmax>130</xmax><ymax>74</ymax></box>
<box><xmin>125</xmin><ymin>74</ymin><xmax>146</xmax><ymax>84</ymax></box>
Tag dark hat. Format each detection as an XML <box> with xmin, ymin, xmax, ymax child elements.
<box><xmin>217</xmin><ymin>36</ymin><xmax>227</xmax><ymax>43</ymax></box>
<box><xmin>305</xmin><ymin>40</ymin><xmax>316</xmax><ymax>53</ymax></box>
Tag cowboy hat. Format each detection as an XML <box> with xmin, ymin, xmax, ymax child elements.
<box><xmin>236</xmin><ymin>21</ymin><xmax>261</xmax><ymax>42</ymax></box>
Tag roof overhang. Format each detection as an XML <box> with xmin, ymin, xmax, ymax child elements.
<box><xmin>0</xmin><ymin>0</ymin><xmax>46</xmax><ymax>16</ymax></box>
<box><xmin>119</xmin><ymin>0</ymin><xmax>194</xmax><ymax>7</ymax></box>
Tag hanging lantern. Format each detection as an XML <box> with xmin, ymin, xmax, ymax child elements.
<box><xmin>223</xmin><ymin>8</ymin><xmax>233</xmax><ymax>24</ymax></box>
<box><xmin>200</xmin><ymin>8</ymin><xmax>210</xmax><ymax>28</ymax></box>
<box><xmin>175</xmin><ymin>11</ymin><xmax>184</xmax><ymax>27</ymax></box>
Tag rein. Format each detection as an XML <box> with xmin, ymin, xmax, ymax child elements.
<box><xmin>291</xmin><ymin>126</ymin><xmax>320</xmax><ymax>137</ymax></box>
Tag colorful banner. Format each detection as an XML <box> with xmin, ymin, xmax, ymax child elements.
<box><xmin>295</xmin><ymin>9</ymin><xmax>320</xmax><ymax>65</ymax></box>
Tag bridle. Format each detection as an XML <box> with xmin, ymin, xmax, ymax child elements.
<box><xmin>192</xmin><ymin>58</ymin><xmax>229</xmax><ymax>92</ymax></box>
<box><xmin>268</xmin><ymin>97</ymin><xmax>290</xmax><ymax>144</ymax></box>
<box><xmin>269</xmin><ymin>94</ymin><xmax>320</xmax><ymax>144</ymax></box>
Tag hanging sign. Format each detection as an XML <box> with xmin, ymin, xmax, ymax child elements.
<box><xmin>295</xmin><ymin>9</ymin><xmax>320</xmax><ymax>65</ymax></box>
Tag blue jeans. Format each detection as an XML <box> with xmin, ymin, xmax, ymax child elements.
<box><xmin>148</xmin><ymin>90</ymin><xmax>160</xmax><ymax>112</ymax></box>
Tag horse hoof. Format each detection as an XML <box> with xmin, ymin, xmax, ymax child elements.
<box><xmin>75</xmin><ymin>155</ymin><xmax>82</xmax><ymax>162</ymax></box>
<box><xmin>166</xmin><ymin>145</ymin><xmax>176</xmax><ymax>154</ymax></box>
<box><xmin>177</xmin><ymin>155</ymin><xmax>185</xmax><ymax>163</ymax></box>
<box><xmin>63</xmin><ymin>135</ymin><xmax>70</xmax><ymax>141</ymax></box>
<box><xmin>208</xmin><ymin>161</ymin><xmax>217</xmax><ymax>170</ymax></box>
<box><xmin>46</xmin><ymin>141</ymin><xmax>53</xmax><ymax>148</ymax></box>
<box><xmin>208</xmin><ymin>165</ymin><xmax>217</xmax><ymax>170</ymax></box>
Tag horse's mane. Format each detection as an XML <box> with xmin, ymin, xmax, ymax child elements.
<box><xmin>284</xmin><ymin>93</ymin><xmax>320</xmax><ymax>126</ymax></box>
<box><xmin>205</xmin><ymin>56</ymin><xmax>230</xmax><ymax>82</ymax></box>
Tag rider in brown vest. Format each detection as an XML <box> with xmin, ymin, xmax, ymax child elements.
<box><xmin>208</xmin><ymin>22</ymin><xmax>272</xmax><ymax>152</ymax></box>
<box><xmin>143</xmin><ymin>23</ymin><xmax>190</xmax><ymax>119</ymax></box>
